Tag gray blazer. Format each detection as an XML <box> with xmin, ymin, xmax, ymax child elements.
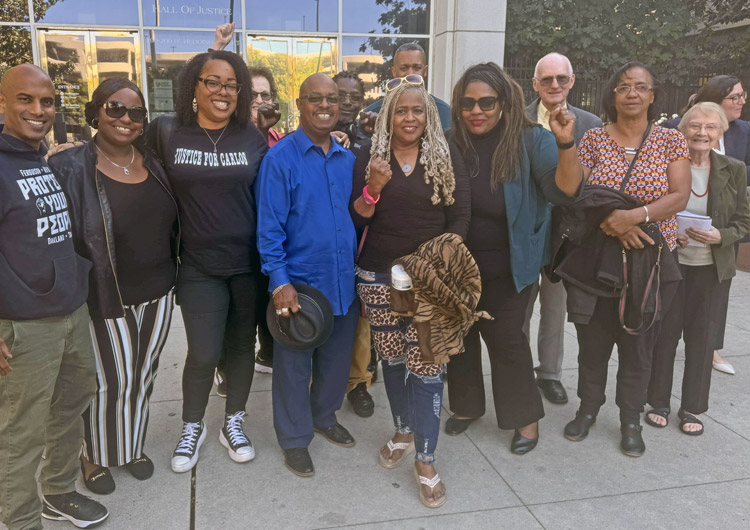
<box><xmin>527</xmin><ymin>99</ymin><xmax>602</xmax><ymax>146</ymax></box>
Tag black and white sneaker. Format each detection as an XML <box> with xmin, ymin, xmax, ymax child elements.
<box><xmin>219</xmin><ymin>411</ymin><xmax>255</xmax><ymax>463</ymax></box>
<box><xmin>254</xmin><ymin>352</ymin><xmax>273</xmax><ymax>374</ymax></box>
<box><xmin>42</xmin><ymin>491</ymin><xmax>109</xmax><ymax>528</ymax></box>
<box><xmin>171</xmin><ymin>421</ymin><xmax>206</xmax><ymax>473</ymax></box>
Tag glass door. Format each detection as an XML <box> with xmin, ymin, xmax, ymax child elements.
<box><xmin>38</xmin><ymin>29</ymin><xmax>141</xmax><ymax>143</ymax></box>
<box><xmin>247</xmin><ymin>36</ymin><xmax>337</xmax><ymax>132</ymax></box>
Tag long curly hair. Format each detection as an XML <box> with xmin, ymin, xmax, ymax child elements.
<box><xmin>367</xmin><ymin>82</ymin><xmax>455</xmax><ymax>206</ymax></box>
<box><xmin>451</xmin><ymin>62</ymin><xmax>534</xmax><ymax>191</ymax></box>
<box><xmin>174</xmin><ymin>50</ymin><xmax>252</xmax><ymax>127</ymax></box>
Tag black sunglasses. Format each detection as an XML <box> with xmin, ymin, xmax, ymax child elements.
<box><xmin>102</xmin><ymin>101</ymin><xmax>147</xmax><ymax>123</ymax></box>
<box><xmin>458</xmin><ymin>96</ymin><xmax>500</xmax><ymax>111</ymax></box>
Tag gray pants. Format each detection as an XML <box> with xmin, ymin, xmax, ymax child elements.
<box><xmin>523</xmin><ymin>272</ymin><xmax>567</xmax><ymax>381</ymax></box>
<box><xmin>0</xmin><ymin>304</ymin><xmax>96</xmax><ymax>530</ymax></box>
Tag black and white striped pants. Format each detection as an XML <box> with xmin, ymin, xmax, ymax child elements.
<box><xmin>83</xmin><ymin>291</ymin><xmax>174</xmax><ymax>467</ymax></box>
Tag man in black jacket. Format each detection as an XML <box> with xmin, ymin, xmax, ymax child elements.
<box><xmin>0</xmin><ymin>64</ymin><xmax>108</xmax><ymax>530</ymax></box>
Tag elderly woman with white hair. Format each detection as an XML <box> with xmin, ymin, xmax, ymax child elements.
<box><xmin>350</xmin><ymin>74</ymin><xmax>470</xmax><ymax>508</ymax></box>
<box><xmin>646</xmin><ymin>102</ymin><xmax>750</xmax><ymax>435</ymax></box>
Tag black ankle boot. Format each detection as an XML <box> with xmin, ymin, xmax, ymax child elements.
<box><xmin>564</xmin><ymin>411</ymin><xmax>596</xmax><ymax>441</ymax></box>
<box><xmin>620</xmin><ymin>422</ymin><xmax>645</xmax><ymax>457</ymax></box>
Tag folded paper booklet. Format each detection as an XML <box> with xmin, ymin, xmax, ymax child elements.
<box><xmin>676</xmin><ymin>210</ymin><xmax>712</xmax><ymax>248</ymax></box>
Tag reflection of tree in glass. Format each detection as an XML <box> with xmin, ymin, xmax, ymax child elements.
<box><xmin>357</xmin><ymin>0</ymin><xmax>429</xmax><ymax>85</ymax></box>
<box><xmin>1</xmin><ymin>0</ymin><xmax>64</xmax><ymax>76</ymax></box>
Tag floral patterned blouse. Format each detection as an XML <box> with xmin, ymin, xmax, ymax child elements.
<box><xmin>578</xmin><ymin>126</ymin><xmax>690</xmax><ymax>250</ymax></box>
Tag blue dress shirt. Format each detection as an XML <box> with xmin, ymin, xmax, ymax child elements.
<box><xmin>255</xmin><ymin>128</ymin><xmax>357</xmax><ymax>315</ymax></box>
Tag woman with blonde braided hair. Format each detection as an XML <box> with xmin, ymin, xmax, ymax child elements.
<box><xmin>350</xmin><ymin>74</ymin><xmax>470</xmax><ymax>508</ymax></box>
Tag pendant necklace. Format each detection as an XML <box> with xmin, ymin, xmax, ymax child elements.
<box><xmin>201</xmin><ymin>124</ymin><xmax>229</xmax><ymax>153</ymax></box>
<box><xmin>401</xmin><ymin>163</ymin><xmax>412</xmax><ymax>173</ymax></box>
<box><xmin>96</xmin><ymin>144</ymin><xmax>135</xmax><ymax>175</ymax></box>
<box><xmin>691</xmin><ymin>160</ymin><xmax>711</xmax><ymax>198</ymax></box>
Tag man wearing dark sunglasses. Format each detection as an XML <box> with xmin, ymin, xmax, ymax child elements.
<box><xmin>523</xmin><ymin>52</ymin><xmax>602</xmax><ymax>406</ymax></box>
<box><xmin>360</xmin><ymin>42</ymin><xmax>451</xmax><ymax>135</ymax></box>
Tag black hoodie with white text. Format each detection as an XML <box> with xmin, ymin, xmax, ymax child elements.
<box><xmin>0</xmin><ymin>133</ymin><xmax>90</xmax><ymax>320</ymax></box>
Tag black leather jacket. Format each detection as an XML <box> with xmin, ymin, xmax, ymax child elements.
<box><xmin>49</xmin><ymin>141</ymin><xmax>180</xmax><ymax>319</ymax></box>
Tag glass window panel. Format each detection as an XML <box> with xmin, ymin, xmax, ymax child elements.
<box><xmin>342</xmin><ymin>0</ymin><xmax>430</xmax><ymax>34</ymax></box>
<box><xmin>1</xmin><ymin>0</ymin><xmax>30</xmax><ymax>22</ymax></box>
<box><xmin>142</xmin><ymin>0</ymin><xmax>235</xmax><ymax>28</ymax></box>
<box><xmin>0</xmin><ymin>26</ymin><xmax>32</xmax><ymax>78</ymax></box>
<box><xmin>36</xmin><ymin>0</ymin><xmax>139</xmax><ymax>26</ymax></box>
<box><xmin>342</xmin><ymin>36</ymin><xmax>429</xmax><ymax>106</ymax></box>
<box><xmin>144</xmin><ymin>31</ymin><xmax>237</xmax><ymax>117</ymax></box>
<box><xmin>246</xmin><ymin>0</ymin><xmax>337</xmax><ymax>33</ymax></box>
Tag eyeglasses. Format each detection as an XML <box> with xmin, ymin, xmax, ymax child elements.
<box><xmin>535</xmin><ymin>75</ymin><xmax>572</xmax><ymax>87</ymax></box>
<box><xmin>686</xmin><ymin>123</ymin><xmax>721</xmax><ymax>133</ymax></box>
<box><xmin>724</xmin><ymin>91</ymin><xmax>747</xmax><ymax>104</ymax></box>
<box><xmin>251</xmin><ymin>91</ymin><xmax>273</xmax><ymax>102</ymax></box>
<box><xmin>299</xmin><ymin>93</ymin><xmax>340</xmax><ymax>105</ymax></box>
<box><xmin>338</xmin><ymin>93</ymin><xmax>363</xmax><ymax>103</ymax></box>
<box><xmin>102</xmin><ymin>101</ymin><xmax>147</xmax><ymax>123</ymax></box>
<box><xmin>614</xmin><ymin>84</ymin><xmax>653</xmax><ymax>96</ymax></box>
<box><xmin>458</xmin><ymin>96</ymin><xmax>501</xmax><ymax>111</ymax></box>
<box><xmin>197</xmin><ymin>77</ymin><xmax>241</xmax><ymax>96</ymax></box>
<box><xmin>386</xmin><ymin>74</ymin><xmax>424</xmax><ymax>92</ymax></box>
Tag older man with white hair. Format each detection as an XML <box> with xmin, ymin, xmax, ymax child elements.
<box><xmin>523</xmin><ymin>52</ymin><xmax>602</xmax><ymax>405</ymax></box>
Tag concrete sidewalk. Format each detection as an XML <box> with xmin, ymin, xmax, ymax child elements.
<box><xmin>43</xmin><ymin>272</ymin><xmax>750</xmax><ymax>530</ymax></box>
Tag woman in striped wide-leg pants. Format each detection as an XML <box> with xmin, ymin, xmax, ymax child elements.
<box><xmin>83</xmin><ymin>293</ymin><xmax>174</xmax><ymax>469</ymax></box>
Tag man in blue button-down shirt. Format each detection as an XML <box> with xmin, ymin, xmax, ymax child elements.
<box><xmin>256</xmin><ymin>73</ymin><xmax>359</xmax><ymax>477</ymax></box>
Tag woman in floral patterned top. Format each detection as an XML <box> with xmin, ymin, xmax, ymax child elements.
<box><xmin>563</xmin><ymin>62</ymin><xmax>690</xmax><ymax>458</ymax></box>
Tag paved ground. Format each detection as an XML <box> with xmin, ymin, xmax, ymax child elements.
<box><xmin>41</xmin><ymin>271</ymin><xmax>750</xmax><ymax>530</ymax></box>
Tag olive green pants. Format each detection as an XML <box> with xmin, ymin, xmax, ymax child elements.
<box><xmin>347</xmin><ymin>317</ymin><xmax>373</xmax><ymax>393</ymax></box>
<box><xmin>0</xmin><ymin>304</ymin><xmax>96</xmax><ymax>530</ymax></box>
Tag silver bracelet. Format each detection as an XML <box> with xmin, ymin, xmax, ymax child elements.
<box><xmin>272</xmin><ymin>283</ymin><xmax>290</xmax><ymax>297</ymax></box>
<box><xmin>642</xmin><ymin>205</ymin><xmax>649</xmax><ymax>223</ymax></box>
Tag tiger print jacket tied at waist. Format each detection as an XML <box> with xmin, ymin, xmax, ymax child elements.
<box><xmin>394</xmin><ymin>233</ymin><xmax>492</xmax><ymax>365</ymax></box>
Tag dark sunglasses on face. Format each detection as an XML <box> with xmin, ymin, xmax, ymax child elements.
<box><xmin>197</xmin><ymin>77</ymin><xmax>241</xmax><ymax>95</ymax></box>
<box><xmin>251</xmin><ymin>91</ymin><xmax>273</xmax><ymax>102</ymax></box>
<box><xmin>102</xmin><ymin>101</ymin><xmax>147</xmax><ymax>123</ymax></box>
<box><xmin>458</xmin><ymin>96</ymin><xmax>500</xmax><ymax>111</ymax></box>
<box><xmin>536</xmin><ymin>75</ymin><xmax>572</xmax><ymax>87</ymax></box>
<box><xmin>386</xmin><ymin>74</ymin><xmax>424</xmax><ymax>92</ymax></box>
<box><xmin>299</xmin><ymin>93</ymin><xmax>340</xmax><ymax>105</ymax></box>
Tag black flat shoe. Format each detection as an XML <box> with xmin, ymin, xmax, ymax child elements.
<box><xmin>81</xmin><ymin>460</ymin><xmax>115</xmax><ymax>495</ymax></box>
<box><xmin>511</xmin><ymin>429</ymin><xmax>539</xmax><ymax>455</ymax></box>
<box><xmin>284</xmin><ymin>448</ymin><xmax>314</xmax><ymax>477</ymax></box>
<box><xmin>620</xmin><ymin>423</ymin><xmax>645</xmax><ymax>457</ymax></box>
<box><xmin>564</xmin><ymin>411</ymin><xmax>596</xmax><ymax>441</ymax></box>
<box><xmin>347</xmin><ymin>382</ymin><xmax>375</xmax><ymax>418</ymax></box>
<box><xmin>314</xmin><ymin>423</ymin><xmax>355</xmax><ymax>447</ymax></box>
<box><xmin>444</xmin><ymin>415</ymin><xmax>477</xmax><ymax>436</ymax></box>
<box><xmin>537</xmin><ymin>379</ymin><xmax>568</xmax><ymax>404</ymax></box>
<box><xmin>126</xmin><ymin>454</ymin><xmax>154</xmax><ymax>480</ymax></box>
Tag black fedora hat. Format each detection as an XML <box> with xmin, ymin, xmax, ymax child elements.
<box><xmin>266</xmin><ymin>283</ymin><xmax>335</xmax><ymax>351</ymax></box>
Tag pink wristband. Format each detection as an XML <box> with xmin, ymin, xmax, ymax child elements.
<box><xmin>362</xmin><ymin>185</ymin><xmax>380</xmax><ymax>205</ymax></box>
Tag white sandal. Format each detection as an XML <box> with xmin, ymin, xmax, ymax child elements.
<box><xmin>378</xmin><ymin>438</ymin><xmax>415</xmax><ymax>469</ymax></box>
<box><xmin>413</xmin><ymin>465</ymin><xmax>446</xmax><ymax>508</ymax></box>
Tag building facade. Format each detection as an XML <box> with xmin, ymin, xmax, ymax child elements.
<box><xmin>0</xmin><ymin>0</ymin><xmax>507</xmax><ymax>141</ymax></box>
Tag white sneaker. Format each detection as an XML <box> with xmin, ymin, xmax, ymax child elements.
<box><xmin>219</xmin><ymin>411</ymin><xmax>255</xmax><ymax>463</ymax></box>
<box><xmin>171</xmin><ymin>421</ymin><xmax>206</xmax><ymax>473</ymax></box>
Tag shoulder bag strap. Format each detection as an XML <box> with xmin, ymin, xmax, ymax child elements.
<box><xmin>618</xmin><ymin>243</ymin><xmax>662</xmax><ymax>335</ymax></box>
<box><xmin>619</xmin><ymin>123</ymin><xmax>652</xmax><ymax>192</ymax></box>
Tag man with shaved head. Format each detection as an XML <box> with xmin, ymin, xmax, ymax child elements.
<box><xmin>523</xmin><ymin>53</ymin><xmax>602</xmax><ymax>406</ymax></box>
<box><xmin>256</xmin><ymin>73</ymin><xmax>359</xmax><ymax>477</ymax></box>
<box><xmin>0</xmin><ymin>64</ymin><xmax>108</xmax><ymax>529</ymax></box>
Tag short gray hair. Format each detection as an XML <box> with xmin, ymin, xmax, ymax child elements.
<box><xmin>678</xmin><ymin>102</ymin><xmax>730</xmax><ymax>134</ymax></box>
<box><xmin>534</xmin><ymin>53</ymin><xmax>573</xmax><ymax>78</ymax></box>
<box><xmin>394</xmin><ymin>42</ymin><xmax>427</xmax><ymax>63</ymax></box>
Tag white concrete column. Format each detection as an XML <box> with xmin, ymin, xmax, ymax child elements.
<box><xmin>431</xmin><ymin>0</ymin><xmax>507</xmax><ymax>102</ymax></box>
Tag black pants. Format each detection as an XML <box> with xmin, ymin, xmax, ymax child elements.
<box><xmin>177</xmin><ymin>263</ymin><xmax>258</xmax><ymax>422</ymax></box>
<box><xmin>574</xmin><ymin>279</ymin><xmax>678</xmax><ymax>423</ymax></box>
<box><xmin>447</xmin><ymin>277</ymin><xmax>544</xmax><ymax>430</ymax></box>
<box><xmin>648</xmin><ymin>265</ymin><xmax>729</xmax><ymax>414</ymax></box>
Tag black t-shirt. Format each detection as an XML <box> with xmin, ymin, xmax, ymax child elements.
<box><xmin>0</xmin><ymin>133</ymin><xmax>90</xmax><ymax>319</ymax></box>
<box><xmin>464</xmin><ymin>122</ymin><xmax>512</xmax><ymax>281</ymax></box>
<box><xmin>350</xmin><ymin>140</ymin><xmax>471</xmax><ymax>274</ymax></box>
<box><xmin>162</xmin><ymin>121</ymin><xmax>267</xmax><ymax>276</ymax></box>
<box><xmin>99</xmin><ymin>171</ymin><xmax>177</xmax><ymax>305</ymax></box>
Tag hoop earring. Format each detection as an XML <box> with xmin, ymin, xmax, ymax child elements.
<box><xmin>139</xmin><ymin>129</ymin><xmax>144</xmax><ymax>136</ymax></box>
<box><xmin>91</xmin><ymin>118</ymin><xmax>99</xmax><ymax>129</ymax></box>
<box><xmin>192</xmin><ymin>97</ymin><xmax>198</xmax><ymax>113</ymax></box>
